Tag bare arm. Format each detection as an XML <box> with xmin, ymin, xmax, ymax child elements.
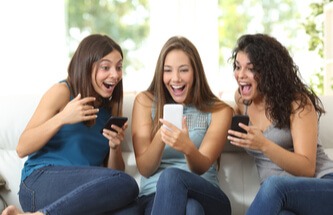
<box><xmin>261</xmin><ymin>101</ymin><xmax>317</xmax><ymax>176</ymax></box>
<box><xmin>106</xmin><ymin>147</ymin><xmax>125</xmax><ymax>170</ymax></box>
<box><xmin>228</xmin><ymin>98</ymin><xmax>318</xmax><ymax>177</ymax></box>
<box><xmin>160</xmin><ymin>105</ymin><xmax>233</xmax><ymax>174</ymax></box>
<box><xmin>103</xmin><ymin>122</ymin><xmax>128</xmax><ymax>170</ymax></box>
<box><xmin>16</xmin><ymin>83</ymin><xmax>98</xmax><ymax>158</ymax></box>
<box><xmin>132</xmin><ymin>92</ymin><xmax>165</xmax><ymax>177</ymax></box>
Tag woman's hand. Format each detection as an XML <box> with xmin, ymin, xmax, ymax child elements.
<box><xmin>102</xmin><ymin>122</ymin><xmax>128</xmax><ymax>149</ymax></box>
<box><xmin>159</xmin><ymin>117</ymin><xmax>192</xmax><ymax>154</ymax></box>
<box><xmin>227</xmin><ymin>123</ymin><xmax>268</xmax><ymax>151</ymax></box>
<box><xmin>60</xmin><ymin>94</ymin><xmax>99</xmax><ymax>125</ymax></box>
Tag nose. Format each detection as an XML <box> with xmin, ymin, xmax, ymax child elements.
<box><xmin>109</xmin><ymin>67</ymin><xmax>121</xmax><ymax>81</ymax></box>
<box><xmin>236</xmin><ymin>68</ymin><xmax>247</xmax><ymax>79</ymax></box>
<box><xmin>171</xmin><ymin>70</ymin><xmax>181</xmax><ymax>82</ymax></box>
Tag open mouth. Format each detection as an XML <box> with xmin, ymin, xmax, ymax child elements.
<box><xmin>171</xmin><ymin>85</ymin><xmax>185</xmax><ymax>95</ymax></box>
<box><xmin>103</xmin><ymin>82</ymin><xmax>115</xmax><ymax>89</ymax></box>
<box><xmin>240</xmin><ymin>83</ymin><xmax>252</xmax><ymax>95</ymax></box>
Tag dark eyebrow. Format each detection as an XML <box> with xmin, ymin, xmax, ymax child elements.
<box><xmin>99</xmin><ymin>59</ymin><xmax>123</xmax><ymax>64</ymax></box>
<box><xmin>179</xmin><ymin>64</ymin><xmax>189</xmax><ymax>68</ymax></box>
<box><xmin>235</xmin><ymin>60</ymin><xmax>253</xmax><ymax>66</ymax></box>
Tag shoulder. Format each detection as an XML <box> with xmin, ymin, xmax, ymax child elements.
<box><xmin>39</xmin><ymin>82</ymin><xmax>71</xmax><ymax>111</ymax></box>
<box><xmin>44</xmin><ymin>82</ymin><xmax>70</xmax><ymax>99</ymax></box>
<box><xmin>134</xmin><ymin>91</ymin><xmax>154</xmax><ymax>106</ymax></box>
<box><xmin>291</xmin><ymin>96</ymin><xmax>315</xmax><ymax>118</ymax></box>
<box><xmin>211</xmin><ymin>101</ymin><xmax>233</xmax><ymax>119</ymax></box>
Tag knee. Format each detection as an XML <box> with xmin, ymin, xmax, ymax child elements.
<box><xmin>116</xmin><ymin>172</ymin><xmax>139</xmax><ymax>197</ymax></box>
<box><xmin>260</xmin><ymin>176</ymin><xmax>290</xmax><ymax>195</ymax></box>
<box><xmin>159</xmin><ymin>168</ymin><xmax>182</xmax><ymax>182</ymax></box>
<box><xmin>157</xmin><ymin>168</ymin><xmax>184</xmax><ymax>188</ymax></box>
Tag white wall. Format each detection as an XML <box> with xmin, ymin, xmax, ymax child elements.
<box><xmin>324</xmin><ymin>2</ymin><xmax>333</xmax><ymax>95</ymax></box>
<box><xmin>0</xmin><ymin>0</ymin><xmax>325</xmax><ymax>98</ymax></box>
<box><xmin>125</xmin><ymin>0</ymin><xmax>224</xmax><ymax>95</ymax></box>
<box><xmin>0</xmin><ymin>1</ymin><xmax>67</xmax><ymax>96</ymax></box>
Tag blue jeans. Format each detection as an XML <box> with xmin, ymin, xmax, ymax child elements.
<box><xmin>113</xmin><ymin>193</ymin><xmax>206</xmax><ymax>215</ymax></box>
<box><xmin>151</xmin><ymin>168</ymin><xmax>231</xmax><ymax>215</ymax></box>
<box><xmin>246</xmin><ymin>174</ymin><xmax>333</xmax><ymax>215</ymax></box>
<box><xmin>19</xmin><ymin>166</ymin><xmax>139</xmax><ymax>215</ymax></box>
<box><xmin>113</xmin><ymin>168</ymin><xmax>231</xmax><ymax>215</ymax></box>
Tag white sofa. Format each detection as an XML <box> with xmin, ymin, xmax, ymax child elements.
<box><xmin>1</xmin><ymin>92</ymin><xmax>333</xmax><ymax>215</ymax></box>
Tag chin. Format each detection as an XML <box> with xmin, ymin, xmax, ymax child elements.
<box><xmin>241</xmin><ymin>94</ymin><xmax>252</xmax><ymax>100</ymax></box>
<box><xmin>171</xmin><ymin>96</ymin><xmax>186</xmax><ymax>104</ymax></box>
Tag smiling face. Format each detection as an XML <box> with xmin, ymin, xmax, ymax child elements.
<box><xmin>163</xmin><ymin>49</ymin><xmax>194</xmax><ymax>104</ymax></box>
<box><xmin>92</xmin><ymin>50</ymin><xmax>123</xmax><ymax>98</ymax></box>
<box><xmin>234</xmin><ymin>51</ymin><xmax>260</xmax><ymax>101</ymax></box>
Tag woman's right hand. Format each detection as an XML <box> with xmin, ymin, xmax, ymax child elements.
<box><xmin>60</xmin><ymin>94</ymin><xmax>99</xmax><ymax>125</ymax></box>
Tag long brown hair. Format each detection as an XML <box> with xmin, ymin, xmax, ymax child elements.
<box><xmin>67</xmin><ymin>34</ymin><xmax>124</xmax><ymax>125</ymax></box>
<box><xmin>146</xmin><ymin>36</ymin><xmax>229</xmax><ymax>136</ymax></box>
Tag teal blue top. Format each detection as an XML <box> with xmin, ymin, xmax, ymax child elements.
<box><xmin>21</xmin><ymin>81</ymin><xmax>110</xmax><ymax>182</ymax></box>
<box><xmin>139</xmin><ymin>104</ymin><xmax>219</xmax><ymax>196</ymax></box>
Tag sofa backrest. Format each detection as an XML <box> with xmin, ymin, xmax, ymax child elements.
<box><xmin>1</xmin><ymin>94</ymin><xmax>332</xmax><ymax>154</ymax></box>
<box><xmin>122</xmin><ymin>92</ymin><xmax>136</xmax><ymax>152</ymax></box>
<box><xmin>318</xmin><ymin>95</ymin><xmax>333</xmax><ymax>149</ymax></box>
<box><xmin>0</xmin><ymin>94</ymin><xmax>42</xmax><ymax>152</ymax></box>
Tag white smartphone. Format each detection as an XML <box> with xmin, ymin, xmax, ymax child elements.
<box><xmin>163</xmin><ymin>104</ymin><xmax>183</xmax><ymax>130</ymax></box>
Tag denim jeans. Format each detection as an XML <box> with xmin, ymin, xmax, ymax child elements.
<box><xmin>113</xmin><ymin>168</ymin><xmax>231</xmax><ymax>215</ymax></box>
<box><xmin>151</xmin><ymin>168</ymin><xmax>231</xmax><ymax>215</ymax></box>
<box><xmin>19</xmin><ymin>165</ymin><xmax>139</xmax><ymax>215</ymax></box>
<box><xmin>246</xmin><ymin>174</ymin><xmax>333</xmax><ymax>215</ymax></box>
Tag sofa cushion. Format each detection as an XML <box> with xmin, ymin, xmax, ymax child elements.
<box><xmin>121</xmin><ymin>92</ymin><xmax>136</xmax><ymax>153</ymax></box>
<box><xmin>319</xmin><ymin>96</ymin><xmax>333</xmax><ymax>149</ymax></box>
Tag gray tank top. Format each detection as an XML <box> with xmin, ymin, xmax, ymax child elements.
<box><xmin>245</xmin><ymin>124</ymin><xmax>333</xmax><ymax>184</ymax></box>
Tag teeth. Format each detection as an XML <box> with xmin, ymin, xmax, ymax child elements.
<box><xmin>172</xmin><ymin>85</ymin><xmax>183</xmax><ymax>89</ymax></box>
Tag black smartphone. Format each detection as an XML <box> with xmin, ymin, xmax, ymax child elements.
<box><xmin>101</xmin><ymin>116</ymin><xmax>128</xmax><ymax>133</ymax></box>
<box><xmin>230</xmin><ymin>115</ymin><xmax>250</xmax><ymax>134</ymax></box>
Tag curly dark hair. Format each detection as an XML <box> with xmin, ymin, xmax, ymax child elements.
<box><xmin>231</xmin><ymin>33</ymin><xmax>325</xmax><ymax>128</ymax></box>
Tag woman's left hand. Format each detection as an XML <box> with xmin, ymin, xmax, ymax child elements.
<box><xmin>102</xmin><ymin>123</ymin><xmax>128</xmax><ymax>149</ymax></box>
<box><xmin>227</xmin><ymin>123</ymin><xmax>267</xmax><ymax>151</ymax></box>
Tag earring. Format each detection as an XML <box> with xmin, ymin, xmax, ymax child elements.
<box><xmin>109</xmin><ymin>96</ymin><xmax>112</xmax><ymax>101</ymax></box>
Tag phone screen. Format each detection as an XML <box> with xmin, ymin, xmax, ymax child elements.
<box><xmin>163</xmin><ymin>104</ymin><xmax>183</xmax><ymax>129</ymax></box>
<box><xmin>230</xmin><ymin>115</ymin><xmax>249</xmax><ymax>134</ymax></box>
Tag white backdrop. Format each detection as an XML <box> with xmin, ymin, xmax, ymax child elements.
<box><xmin>0</xmin><ymin>0</ymin><xmax>327</xmax><ymax>99</ymax></box>
<box><xmin>0</xmin><ymin>0</ymin><xmax>67</xmax><ymax>96</ymax></box>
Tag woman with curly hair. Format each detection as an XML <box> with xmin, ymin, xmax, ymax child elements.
<box><xmin>228</xmin><ymin>33</ymin><xmax>333</xmax><ymax>215</ymax></box>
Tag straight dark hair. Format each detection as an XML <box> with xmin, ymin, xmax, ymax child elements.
<box><xmin>67</xmin><ymin>34</ymin><xmax>124</xmax><ymax>125</ymax></box>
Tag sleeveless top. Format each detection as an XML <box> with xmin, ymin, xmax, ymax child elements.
<box><xmin>139</xmin><ymin>104</ymin><xmax>219</xmax><ymax>196</ymax></box>
<box><xmin>21</xmin><ymin>81</ymin><xmax>110</xmax><ymax>182</ymax></box>
<box><xmin>245</xmin><ymin>123</ymin><xmax>333</xmax><ymax>184</ymax></box>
